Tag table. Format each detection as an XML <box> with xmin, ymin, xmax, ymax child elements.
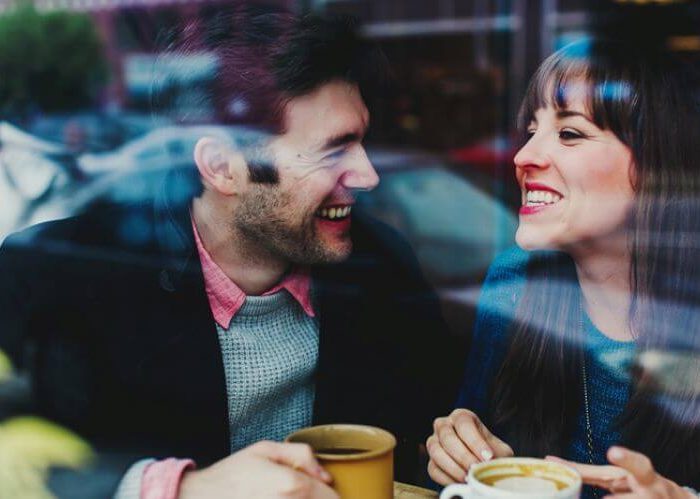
<box><xmin>394</xmin><ymin>481</ymin><xmax>438</xmax><ymax>498</ymax></box>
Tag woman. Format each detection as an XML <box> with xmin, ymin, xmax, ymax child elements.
<box><xmin>427</xmin><ymin>38</ymin><xmax>700</xmax><ymax>498</ymax></box>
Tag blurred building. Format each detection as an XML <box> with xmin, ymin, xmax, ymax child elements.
<box><xmin>0</xmin><ymin>0</ymin><xmax>697</xmax><ymax>154</ymax></box>
<box><xmin>0</xmin><ymin>0</ymin><xmax>293</xmax><ymax>120</ymax></box>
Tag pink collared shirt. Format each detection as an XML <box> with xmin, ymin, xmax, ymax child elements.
<box><xmin>192</xmin><ymin>218</ymin><xmax>315</xmax><ymax>327</ymax></box>
<box><xmin>140</xmin><ymin>218</ymin><xmax>315</xmax><ymax>499</ymax></box>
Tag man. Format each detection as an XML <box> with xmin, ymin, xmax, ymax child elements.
<box><xmin>0</xmin><ymin>10</ymin><xmax>463</xmax><ymax>498</ymax></box>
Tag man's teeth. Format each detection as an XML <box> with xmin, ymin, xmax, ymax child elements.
<box><xmin>525</xmin><ymin>190</ymin><xmax>562</xmax><ymax>206</ymax></box>
<box><xmin>317</xmin><ymin>206</ymin><xmax>352</xmax><ymax>220</ymax></box>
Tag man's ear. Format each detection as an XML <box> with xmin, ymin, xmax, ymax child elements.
<box><xmin>194</xmin><ymin>137</ymin><xmax>248</xmax><ymax>195</ymax></box>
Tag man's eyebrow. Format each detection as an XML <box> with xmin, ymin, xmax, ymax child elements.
<box><xmin>320</xmin><ymin>132</ymin><xmax>363</xmax><ymax>151</ymax></box>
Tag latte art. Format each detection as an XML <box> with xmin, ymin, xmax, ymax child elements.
<box><xmin>439</xmin><ymin>457</ymin><xmax>582</xmax><ymax>499</ymax></box>
<box><xmin>475</xmin><ymin>463</ymin><xmax>574</xmax><ymax>493</ymax></box>
<box><xmin>490</xmin><ymin>476</ymin><xmax>560</xmax><ymax>493</ymax></box>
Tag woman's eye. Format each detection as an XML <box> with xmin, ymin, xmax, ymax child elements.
<box><xmin>559</xmin><ymin>129</ymin><xmax>585</xmax><ymax>141</ymax></box>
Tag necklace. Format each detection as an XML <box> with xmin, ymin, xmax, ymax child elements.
<box><xmin>581</xmin><ymin>355</ymin><xmax>596</xmax><ymax>464</ymax></box>
<box><xmin>580</xmin><ymin>309</ymin><xmax>601</xmax><ymax>498</ymax></box>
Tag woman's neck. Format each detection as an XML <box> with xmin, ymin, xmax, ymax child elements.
<box><xmin>570</xmin><ymin>245</ymin><xmax>634</xmax><ymax>342</ymax></box>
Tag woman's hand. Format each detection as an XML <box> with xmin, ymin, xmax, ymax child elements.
<box><xmin>547</xmin><ymin>447</ymin><xmax>695</xmax><ymax>498</ymax></box>
<box><xmin>426</xmin><ymin>409</ymin><xmax>514</xmax><ymax>485</ymax></box>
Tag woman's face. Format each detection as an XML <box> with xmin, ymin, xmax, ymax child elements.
<box><xmin>514</xmin><ymin>91</ymin><xmax>635</xmax><ymax>253</ymax></box>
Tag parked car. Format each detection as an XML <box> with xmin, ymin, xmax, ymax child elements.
<box><xmin>27</xmin><ymin>111</ymin><xmax>172</xmax><ymax>154</ymax></box>
<box><xmin>360</xmin><ymin>148</ymin><xmax>517</xmax><ymax>285</ymax></box>
<box><xmin>0</xmin><ymin>122</ymin><xmax>86</xmax><ymax>243</ymax></box>
<box><xmin>76</xmin><ymin>124</ymin><xmax>263</xmax><ymax>174</ymax></box>
<box><xmin>70</xmin><ymin>144</ymin><xmax>517</xmax><ymax>284</ymax></box>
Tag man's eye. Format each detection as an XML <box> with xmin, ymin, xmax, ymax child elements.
<box><xmin>559</xmin><ymin>129</ymin><xmax>584</xmax><ymax>141</ymax></box>
<box><xmin>324</xmin><ymin>149</ymin><xmax>346</xmax><ymax>161</ymax></box>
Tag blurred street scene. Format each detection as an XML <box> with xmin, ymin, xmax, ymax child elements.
<box><xmin>1</xmin><ymin>0</ymin><xmax>699</xmax><ymax>496</ymax></box>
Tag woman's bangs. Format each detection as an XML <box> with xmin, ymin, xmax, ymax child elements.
<box><xmin>518</xmin><ymin>39</ymin><xmax>636</xmax><ymax>136</ymax></box>
<box><xmin>517</xmin><ymin>53</ymin><xmax>588</xmax><ymax>130</ymax></box>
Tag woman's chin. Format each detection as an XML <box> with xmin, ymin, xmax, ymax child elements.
<box><xmin>515</xmin><ymin>229</ymin><xmax>558</xmax><ymax>252</ymax></box>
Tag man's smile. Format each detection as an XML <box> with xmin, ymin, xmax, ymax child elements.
<box><xmin>315</xmin><ymin>204</ymin><xmax>352</xmax><ymax>221</ymax></box>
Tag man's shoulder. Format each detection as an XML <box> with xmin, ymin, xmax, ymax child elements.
<box><xmin>3</xmin><ymin>201</ymin><xmax>156</xmax><ymax>253</ymax></box>
<box><xmin>0</xmin><ymin>202</ymin><xmax>165</xmax><ymax>284</ymax></box>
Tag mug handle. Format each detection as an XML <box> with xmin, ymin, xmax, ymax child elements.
<box><xmin>439</xmin><ymin>483</ymin><xmax>473</xmax><ymax>499</ymax></box>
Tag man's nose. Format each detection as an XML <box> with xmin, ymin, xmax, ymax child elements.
<box><xmin>514</xmin><ymin>134</ymin><xmax>550</xmax><ymax>172</ymax></box>
<box><xmin>340</xmin><ymin>146</ymin><xmax>380</xmax><ymax>191</ymax></box>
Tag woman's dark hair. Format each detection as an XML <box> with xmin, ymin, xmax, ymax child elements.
<box><xmin>491</xmin><ymin>38</ymin><xmax>700</xmax><ymax>485</ymax></box>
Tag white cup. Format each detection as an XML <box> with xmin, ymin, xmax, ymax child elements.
<box><xmin>439</xmin><ymin>457</ymin><xmax>582</xmax><ymax>499</ymax></box>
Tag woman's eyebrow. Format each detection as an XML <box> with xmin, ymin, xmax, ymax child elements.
<box><xmin>557</xmin><ymin>110</ymin><xmax>594</xmax><ymax>123</ymax></box>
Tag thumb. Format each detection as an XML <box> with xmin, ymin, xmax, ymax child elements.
<box><xmin>307</xmin><ymin>477</ymin><xmax>341</xmax><ymax>499</ymax></box>
<box><xmin>250</xmin><ymin>441</ymin><xmax>332</xmax><ymax>483</ymax></box>
<box><xmin>607</xmin><ymin>447</ymin><xmax>656</xmax><ymax>487</ymax></box>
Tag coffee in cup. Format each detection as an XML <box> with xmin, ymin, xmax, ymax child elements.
<box><xmin>440</xmin><ymin>457</ymin><xmax>582</xmax><ymax>498</ymax></box>
<box><xmin>286</xmin><ymin>424</ymin><xmax>396</xmax><ymax>499</ymax></box>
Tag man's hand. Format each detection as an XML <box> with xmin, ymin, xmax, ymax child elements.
<box><xmin>547</xmin><ymin>447</ymin><xmax>695</xmax><ymax>498</ymax></box>
<box><xmin>178</xmin><ymin>440</ymin><xmax>338</xmax><ymax>499</ymax></box>
<box><xmin>426</xmin><ymin>409</ymin><xmax>514</xmax><ymax>485</ymax></box>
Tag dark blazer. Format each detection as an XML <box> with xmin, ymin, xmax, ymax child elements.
<box><xmin>0</xmin><ymin>169</ymin><xmax>465</xmax><ymax>486</ymax></box>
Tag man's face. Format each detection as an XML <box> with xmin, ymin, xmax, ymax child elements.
<box><xmin>234</xmin><ymin>80</ymin><xmax>379</xmax><ymax>265</ymax></box>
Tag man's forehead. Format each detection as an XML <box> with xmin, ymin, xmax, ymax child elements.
<box><xmin>281</xmin><ymin>81</ymin><xmax>369</xmax><ymax>149</ymax></box>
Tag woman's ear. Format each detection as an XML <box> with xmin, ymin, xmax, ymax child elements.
<box><xmin>194</xmin><ymin>137</ymin><xmax>248</xmax><ymax>195</ymax></box>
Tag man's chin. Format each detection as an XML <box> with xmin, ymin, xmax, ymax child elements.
<box><xmin>308</xmin><ymin>238</ymin><xmax>353</xmax><ymax>264</ymax></box>
<box><xmin>318</xmin><ymin>242</ymin><xmax>352</xmax><ymax>263</ymax></box>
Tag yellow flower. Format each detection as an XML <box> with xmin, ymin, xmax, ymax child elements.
<box><xmin>0</xmin><ymin>416</ymin><xmax>94</xmax><ymax>498</ymax></box>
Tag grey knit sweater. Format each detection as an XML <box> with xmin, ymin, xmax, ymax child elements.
<box><xmin>115</xmin><ymin>289</ymin><xmax>319</xmax><ymax>498</ymax></box>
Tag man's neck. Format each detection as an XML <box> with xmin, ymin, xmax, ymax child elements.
<box><xmin>191</xmin><ymin>199</ymin><xmax>289</xmax><ymax>296</ymax></box>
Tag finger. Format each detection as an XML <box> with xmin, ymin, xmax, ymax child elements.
<box><xmin>484</xmin><ymin>432</ymin><xmax>514</xmax><ymax>458</ymax></box>
<box><xmin>426</xmin><ymin>435</ymin><xmax>469</xmax><ymax>482</ymax></box>
<box><xmin>545</xmin><ymin>456</ymin><xmax>629</xmax><ymax>491</ymax></box>
<box><xmin>428</xmin><ymin>459</ymin><xmax>459</xmax><ymax>486</ymax></box>
<box><xmin>275</xmin><ymin>465</ymin><xmax>340</xmax><ymax>499</ymax></box>
<box><xmin>251</xmin><ymin>441</ymin><xmax>332</xmax><ymax>483</ymax></box>
<box><xmin>450</xmin><ymin>411</ymin><xmax>494</xmax><ymax>461</ymax></box>
<box><xmin>435</xmin><ymin>419</ymin><xmax>481</xmax><ymax>470</ymax></box>
<box><xmin>306</xmin><ymin>473</ymin><xmax>340</xmax><ymax>499</ymax></box>
<box><xmin>476</xmin><ymin>419</ymin><xmax>512</xmax><ymax>456</ymax></box>
<box><xmin>607</xmin><ymin>447</ymin><xmax>656</xmax><ymax>487</ymax></box>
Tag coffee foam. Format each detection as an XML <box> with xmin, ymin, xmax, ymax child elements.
<box><xmin>492</xmin><ymin>476</ymin><xmax>558</xmax><ymax>493</ymax></box>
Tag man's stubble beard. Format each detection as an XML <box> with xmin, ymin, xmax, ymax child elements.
<box><xmin>233</xmin><ymin>184</ymin><xmax>351</xmax><ymax>266</ymax></box>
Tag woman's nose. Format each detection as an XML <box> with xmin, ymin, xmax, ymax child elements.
<box><xmin>514</xmin><ymin>135</ymin><xmax>550</xmax><ymax>171</ymax></box>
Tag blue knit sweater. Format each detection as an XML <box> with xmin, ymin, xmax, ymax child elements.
<box><xmin>456</xmin><ymin>247</ymin><xmax>635</xmax><ymax>498</ymax></box>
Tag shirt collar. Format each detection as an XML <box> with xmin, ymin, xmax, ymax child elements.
<box><xmin>191</xmin><ymin>217</ymin><xmax>315</xmax><ymax>329</ymax></box>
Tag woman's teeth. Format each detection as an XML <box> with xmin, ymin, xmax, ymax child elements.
<box><xmin>525</xmin><ymin>190</ymin><xmax>562</xmax><ymax>206</ymax></box>
<box><xmin>317</xmin><ymin>205</ymin><xmax>352</xmax><ymax>220</ymax></box>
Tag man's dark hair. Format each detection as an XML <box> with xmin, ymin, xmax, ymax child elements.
<box><xmin>152</xmin><ymin>7</ymin><xmax>389</xmax><ymax>184</ymax></box>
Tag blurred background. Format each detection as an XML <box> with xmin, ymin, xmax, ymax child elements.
<box><xmin>0</xmin><ymin>0</ymin><xmax>699</xmax><ymax>496</ymax></box>
<box><xmin>3</xmin><ymin>0</ymin><xmax>699</xmax><ymax>321</ymax></box>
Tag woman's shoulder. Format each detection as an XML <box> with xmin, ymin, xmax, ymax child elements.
<box><xmin>457</xmin><ymin>247</ymin><xmax>531</xmax><ymax>412</ymax></box>
<box><xmin>481</xmin><ymin>246</ymin><xmax>531</xmax><ymax>301</ymax></box>
<box><xmin>488</xmin><ymin>245</ymin><xmax>530</xmax><ymax>274</ymax></box>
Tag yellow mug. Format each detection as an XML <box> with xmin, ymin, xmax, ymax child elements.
<box><xmin>286</xmin><ymin>424</ymin><xmax>396</xmax><ymax>499</ymax></box>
